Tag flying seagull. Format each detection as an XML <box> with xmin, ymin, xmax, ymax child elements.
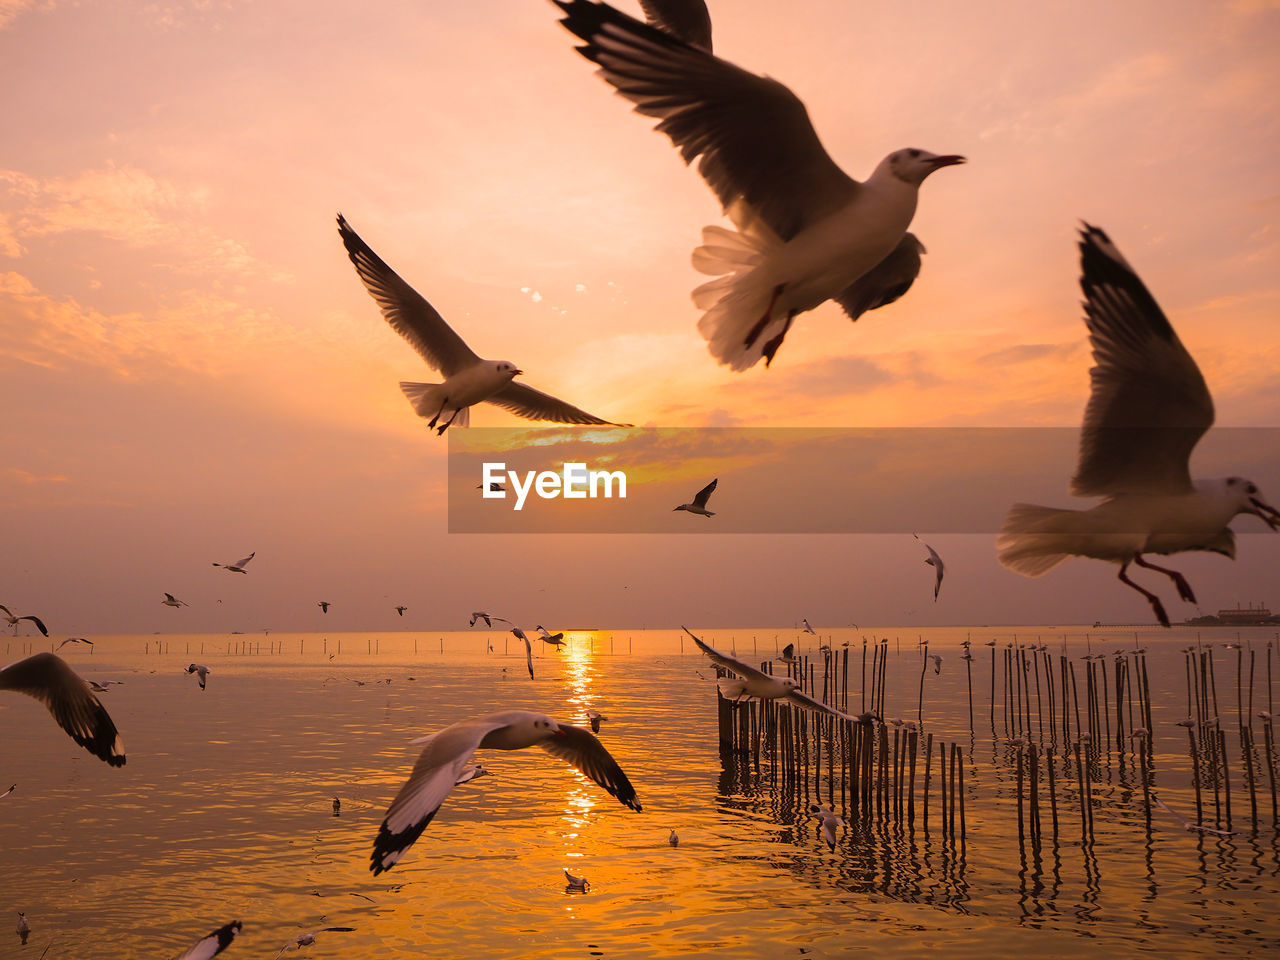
<box><xmin>587</xmin><ymin>709</ymin><xmax>608</xmax><ymax>733</ymax></box>
<box><xmin>509</xmin><ymin>628</ymin><xmax>536</xmax><ymax>680</ymax></box>
<box><xmin>674</xmin><ymin>478</ymin><xmax>717</xmax><ymax>517</ymax></box>
<box><xmin>638</xmin><ymin>0</ymin><xmax>711</xmax><ymax>50</ymax></box>
<box><xmin>212</xmin><ymin>552</ymin><xmax>255</xmax><ymax>574</ymax></box>
<box><xmin>914</xmin><ymin>536</ymin><xmax>945</xmax><ymax>600</ymax></box>
<box><xmin>801</xmin><ymin>618</ymin><xmax>816</xmax><ymax>635</ymax></box>
<box><xmin>1152</xmin><ymin>795</ymin><xmax>1234</xmax><ymax>837</ymax></box>
<box><xmin>162</xmin><ymin>593</ymin><xmax>189</xmax><ymax>608</ymax></box>
<box><xmin>0</xmin><ymin>653</ymin><xmax>126</xmax><ymax>765</ymax></box>
<box><xmin>997</xmin><ymin>225</ymin><xmax>1279</xmax><ymax>627</ymax></box>
<box><xmin>0</xmin><ymin>605</ymin><xmax>48</xmax><ymax>637</ymax></box>
<box><xmin>535</xmin><ymin>625</ymin><xmax>567</xmax><ymax>649</ymax></box>
<box><xmin>186</xmin><ymin>663</ymin><xmax>211</xmax><ymax>690</ymax></box>
<box><xmin>318</xmin><ymin>601</ymin><xmax>330</xmax><ymax>614</ymax></box>
<box><xmin>0</xmin><ymin>784</ymin><xmax>14</xmax><ymax>799</ymax></box>
<box><xmin>369</xmin><ymin>710</ymin><xmax>641</xmax><ymax>874</ymax></box>
<box><xmin>56</xmin><ymin>637</ymin><xmax>93</xmax><ymax>651</ymax></box>
<box><xmin>685</xmin><ymin>627</ymin><xmax>857</xmax><ymax>722</ymax></box>
<box><xmin>554</xmin><ymin>0</ymin><xmax>964</xmax><ymax>370</ymax></box>
<box><xmin>274</xmin><ymin>927</ymin><xmax>356</xmax><ymax>958</ymax></box>
<box><xmin>337</xmin><ymin>214</ymin><xmax>628</xmax><ymax>434</ymax></box>
<box><xmin>469</xmin><ymin>612</ymin><xmax>511</xmax><ymax>628</ymax></box>
<box><xmin>394</xmin><ymin>605</ymin><xmax>407</xmax><ymax>617</ymax></box>
<box><xmin>172</xmin><ymin>920</ymin><xmax>242</xmax><ymax>960</ymax></box>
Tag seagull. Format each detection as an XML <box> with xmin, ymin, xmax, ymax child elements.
<box><xmin>669</xmin><ymin>828</ymin><xmax>679</xmax><ymax>847</ymax></box>
<box><xmin>673</xmin><ymin>478</ymin><xmax>717</xmax><ymax>517</ymax></box>
<box><xmin>509</xmin><ymin>628</ymin><xmax>536</xmax><ymax>680</ymax></box>
<box><xmin>535</xmin><ymin>625</ymin><xmax>567</xmax><ymax>649</ymax></box>
<box><xmin>997</xmin><ymin>225</ymin><xmax>1280</xmax><ymax>627</ymax></box>
<box><xmin>554</xmin><ymin>0</ymin><xmax>965</xmax><ymax>370</ymax></box>
<box><xmin>470</xmin><ymin>611</ymin><xmax>504</xmax><ymax>628</ymax></box>
<box><xmin>563</xmin><ymin>868</ymin><xmax>590</xmax><ymax>892</ymax></box>
<box><xmin>162</xmin><ymin>593</ymin><xmax>189</xmax><ymax>608</ymax></box>
<box><xmin>801</xmin><ymin>618</ymin><xmax>816</xmax><ymax>635</ymax></box>
<box><xmin>318</xmin><ymin>601</ymin><xmax>330</xmax><ymax>614</ymax></box>
<box><xmin>56</xmin><ymin>637</ymin><xmax>92</xmax><ymax>651</ymax></box>
<box><xmin>685</xmin><ymin>627</ymin><xmax>857</xmax><ymax>722</ymax></box>
<box><xmin>332</xmin><ymin>797</ymin><xmax>341</xmax><ymax>816</ymax></box>
<box><xmin>587</xmin><ymin>709</ymin><xmax>607</xmax><ymax>733</ymax></box>
<box><xmin>0</xmin><ymin>784</ymin><xmax>14</xmax><ymax>799</ymax></box>
<box><xmin>0</xmin><ymin>653</ymin><xmax>126</xmax><ymax>765</ymax></box>
<box><xmin>274</xmin><ymin>927</ymin><xmax>356</xmax><ymax>958</ymax></box>
<box><xmin>639</xmin><ymin>0</ymin><xmax>711</xmax><ymax>50</ymax></box>
<box><xmin>88</xmin><ymin>679</ymin><xmax>123</xmax><ymax>692</ymax></box>
<box><xmin>455</xmin><ymin>763</ymin><xmax>490</xmax><ymax>785</ymax></box>
<box><xmin>929</xmin><ymin>653</ymin><xmax>943</xmax><ymax>675</ymax></box>
<box><xmin>914</xmin><ymin>535</ymin><xmax>945</xmax><ymax>600</ymax></box>
<box><xmin>369</xmin><ymin>710</ymin><xmax>641</xmax><ymax>874</ymax></box>
<box><xmin>337</xmin><ymin>214</ymin><xmax>627</xmax><ymax>434</ymax></box>
<box><xmin>172</xmin><ymin>920</ymin><xmax>242</xmax><ymax>960</ymax></box>
<box><xmin>186</xmin><ymin>663</ymin><xmax>211</xmax><ymax>690</ymax></box>
<box><xmin>1152</xmin><ymin>795</ymin><xmax>1235</xmax><ymax>837</ymax></box>
<box><xmin>0</xmin><ymin>605</ymin><xmax>48</xmax><ymax>637</ymax></box>
<box><xmin>16</xmin><ymin>913</ymin><xmax>29</xmax><ymax>945</ymax></box>
<box><xmin>777</xmin><ymin>642</ymin><xmax>799</xmax><ymax>664</ymax></box>
<box><xmin>212</xmin><ymin>552</ymin><xmax>255</xmax><ymax>574</ymax></box>
<box><xmin>810</xmin><ymin>806</ymin><xmax>844</xmax><ymax>851</ymax></box>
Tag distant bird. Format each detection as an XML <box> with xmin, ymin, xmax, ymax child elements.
<box><xmin>16</xmin><ymin>913</ymin><xmax>29</xmax><ymax>945</ymax></box>
<box><xmin>0</xmin><ymin>605</ymin><xmax>48</xmax><ymax>637</ymax></box>
<box><xmin>564</xmin><ymin>868</ymin><xmax>590</xmax><ymax>892</ymax></box>
<box><xmin>914</xmin><ymin>535</ymin><xmax>945</xmax><ymax>600</ymax></box>
<box><xmin>929</xmin><ymin>654</ymin><xmax>943</xmax><ymax>675</ymax></box>
<box><xmin>810</xmin><ymin>806</ymin><xmax>844</xmax><ymax>851</ymax></box>
<box><xmin>172</xmin><ymin>920</ymin><xmax>242</xmax><ymax>960</ymax></box>
<box><xmin>509</xmin><ymin>628</ymin><xmax>536</xmax><ymax>680</ymax></box>
<box><xmin>1153</xmin><ymin>795</ymin><xmax>1235</xmax><ymax>837</ymax></box>
<box><xmin>0</xmin><ymin>784</ymin><xmax>14</xmax><ymax>799</ymax></box>
<box><xmin>318</xmin><ymin>601</ymin><xmax>330</xmax><ymax>614</ymax></box>
<box><xmin>369</xmin><ymin>710</ymin><xmax>641</xmax><ymax>874</ymax></box>
<box><xmin>212</xmin><ymin>552</ymin><xmax>255</xmax><ymax>574</ymax></box>
<box><xmin>88</xmin><ymin>679</ymin><xmax>123</xmax><ymax>692</ymax></box>
<box><xmin>673</xmin><ymin>478</ymin><xmax>717</xmax><ymax>517</ymax></box>
<box><xmin>639</xmin><ymin>0</ymin><xmax>711</xmax><ymax>50</ymax></box>
<box><xmin>469</xmin><ymin>612</ymin><xmax>511</xmax><ymax>628</ymax></box>
<box><xmin>801</xmin><ymin>618</ymin><xmax>816</xmax><ymax>635</ymax></box>
<box><xmin>186</xmin><ymin>663</ymin><xmax>211</xmax><ymax>690</ymax></box>
<box><xmin>555</xmin><ymin>0</ymin><xmax>965</xmax><ymax>370</ymax></box>
<box><xmin>477</xmin><ymin>482</ymin><xmax>505</xmax><ymax>492</ymax></box>
<box><xmin>162</xmin><ymin>593</ymin><xmax>189</xmax><ymax>608</ymax></box>
<box><xmin>669</xmin><ymin>828</ymin><xmax>679</xmax><ymax>847</ymax></box>
<box><xmin>0</xmin><ymin>653</ymin><xmax>126</xmax><ymax>765</ymax></box>
<box><xmin>455</xmin><ymin>763</ymin><xmax>490</xmax><ymax>785</ymax></box>
<box><xmin>998</xmin><ymin>225</ymin><xmax>1280</xmax><ymax>627</ymax></box>
<box><xmin>56</xmin><ymin>637</ymin><xmax>92</xmax><ymax>651</ymax></box>
<box><xmin>535</xmin><ymin>625</ymin><xmax>567</xmax><ymax>648</ymax></box>
<box><xmin>587</xmin><ymin>709</ymin><xmax>607</xmax><ymax>733</ymax></box>
<box><xmin>274</xmin><ymin>927</ymin><xmax>356</xmax><ymax>958</ymax></box>
<box><xmin>777</xmin><ymin>643</ymin><xmax>799</xmax><ymax>664</ymax></box>
<box><xmin>332</xmin><ymin>797</ymin><xmax>341</xmax><ymax>816</ymax></box>
<box><xmin>686</xmin><ymin>627</ymin><xmax>857</xmax><ymax>722</ymax></box>
<box><xmin>337</xmin><ymin>214</ymin><xmax>627</xmax><ymax>434</ymax></box>
<box><xmin>394</xmin><ymin>605</ymin><xmax>407</xmax><ymax>617</ymax></box>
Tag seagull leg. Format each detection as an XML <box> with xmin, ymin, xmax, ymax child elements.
<box><xmin>743</xmin><ymin>284</ymin><xmax>785</xmax><ymax>349</ymax></box>
<box><xmin>427</xmin><ymin>398</ymin><xmax>448</xmax><ymax>430</ymax></box>
<box><xmin>762</xmin><ymin>310</ymin><xmax>797</xmax><ymax>367</ymax></box>
<box><xmin>436</xmin><ymin>406</ymin><xmax>462</xmax><ymax>435</ymax></box>
<box><xmin>1133</xmin><ymin>554</ymin><xmax>1197</xmax><ymax>603</ymax></box>
<box><xmin>1118</xmin><ymin>560</ymin><xmax>1170</xmax><ymax>628</ymax></box>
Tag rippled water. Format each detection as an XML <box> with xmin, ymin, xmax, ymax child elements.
<box><xmin>2</xmin><ymin>626</ymin><xmax>1278</xmax><ymax>958</ymax></box>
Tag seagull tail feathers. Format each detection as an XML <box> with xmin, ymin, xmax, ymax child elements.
<box><xmin>716</xmin><ymin>676</ymin><xmax>747</xmax><ymax>700</ymax></box>
<box><xmin>399</xmin><ymin>381</ymin><xmax>470</xmax><ymax>427</ymax></box>
<box><xmin>995</xmin><ymin>502</ymin><xmax>1080</xmax><ymax>577</ymax></box>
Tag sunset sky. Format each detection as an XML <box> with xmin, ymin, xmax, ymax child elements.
<box><xmin>2</xmin><ymin>0</ymin><xmax>1278</xmax><ymax>634</ymax></box>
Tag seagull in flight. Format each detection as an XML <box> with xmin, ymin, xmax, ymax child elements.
<box><xmin>274</xmin><ymin>926</ymin><xmax>356</xmax><ymax>958</ymax></box>
<box><xmin>685</xmin><ymin>627</ymin><xmax>857</xmax><ymax>722</ymax></box>
<box><xmin>554</xmin><ymin>0</ymin><xmax>965</xmax><ymax>370</ymax></box>
<box><xmin>674</xmin><ymin>478</ymin><xmax>717</xmax><ymax>517</ymax></box>
<box><xmin>56</xmin><ymin>637</ymin><xmax>93</xmax><ymax>651</ymax></box>
<box><xmin>212</xmin><ymin>552</ymin><xmax>254</xmax><ymax>574</ymax></box>
<box><xmin>800</xmin><ymin>618</ymin><xmax>816</xmax><ymax>635</ymax></box>
<box><xmin>0</xmin><ymin>784</ymin><xmax>15</xmax><ymax>799</ymax></box>
<box><xmin>0</xmin><ymin>653</ymin><xmax>126</xmax><ymax>765</ymax></box>
<box><xmin>469</xmin><ymin>612</ymin><xmax>511</xmax><ymax>628</ymax></box>
<box><xmin>997</xmin><ymin>225</ymin><xmax>1279</xmax><ymax>627</ymax></box>
<box><xmin>394</xmin><ymin>605</ymin><xmax>408</xmax><ymax>617</ymax></box>
<box><xmin>337</xmin><ymin>214</ymin><xmax>628</xmax><ymax>434</ymax></box>
<box><xmin>914</xmin><ymin>535</ymin><xmax>945</xmax><ymax>600</ymax></box>
<box><xmin>0</xmin><ymin>605</ymin><xmax>47</xmax><ymax>637</ymax></box>
<box><xmin>171</xmin><ymin>920</ymin><xmax>242</xmax><ymax>960</ymax></box>
<box><xmin>369</xmin><ymin>710</ymin><xmax>641</xmax><ymax>874</ymax></box>
<box><xmin>1152</xmin><ymin>795</ymin><xmax>1235</xmax><ymax>837</ymax></box>
<box><xmin>776</xmin><ymin>642</ymin><xmax>800</xmax><ymax>665</ymax></box>
<box><xmin>317</xmin><ymin>601</ymin><xmax>330</xmax><ymax>614</ymax></box>
<box><xmin>509</xmin><ymin>628</ymin><xmax>536</xmax><ymax>680</ymax></box>
<box><xmin>638</xmin><ymin>0</ymin><xmax>711</xmax><ymax>50</ymax></box>
<box><xmin>186</xmin><ymin>663</ymin><xmax>211</xmax><ymax>690</ymax></box>
<box><xmin>587</xmin><ymin>709</ymin><xmax>608</xmax><ymax>733</ymax></box>
<box><xmin>535</xmin><ymin>625</ymin><xmax>567</xmax><ymax>649</ymax></box>
<box><xmin>161</xmin><ymin>593</ymin><xmax>189</xmax><ymax>608</ymax></box>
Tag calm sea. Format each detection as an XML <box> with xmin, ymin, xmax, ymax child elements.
<box><xmin>2</xmin><ymin>626</ymin><xmax>1278</xmax><ymax>959</ymax></box>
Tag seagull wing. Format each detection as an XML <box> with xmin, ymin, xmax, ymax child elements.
<box><xmin>337</xmin><ymin>214</ymin><xmax>480</xmax><ymax>379</ymax></box>
<box><xmin>173</xmin><ymin>920</ymin><xmax>242</xmax><ymax>960</ymax></box>
<box><xmin>682</xmin><ymin>626</ymin><xmax>774</xmax><ymax>685</ymax></box>
<box><xmin>485</xmin><ymin>381</ymin><xmax>624</xmax><ymax>426</ymax></box>
<box><xmin>20</xmin><ymin>615</ymin><xmax>48</xmax><ymax>637</ymax></box>
<box><xmin>0</xmin><ymin>653</ymin><xmax>126</xmax><ymax>766</ymax></box>
<box><xmin>691</xmin><ymin>478</ymin><xmax>717</xmax><ymax>508</ymax></box>
<box><xmin>1071</xmin><ymin>224</ymin><xmax>1213</xmax><ymax>497</ymax></box>
<box><xmin>835</xmin><ymin>233</ymin><xmax>926</xmax><ymax>322</ymax></box>
<box><xmin>233</xmin><ymin>552</ymin><xmax>255</xmax><ymax>569</ymax></box>
<box><xmin>784</xmin><ymin>686</ymin><xmax>858</xmax><ymax>722</ymax></box>
<box><xmin>371</xmin><ymin>717</ymin><xmax>504</xmax><ymax>874</ymax></box>
<box><xmin>637</xmin><ymin>0</ymin><xmax>712</xmax><ymax>50</ymax></box>
<box><xmin>556</xmin><ymin>0</ymin><xmax>858</xmax><ymax>241</ymax></box>
<box><xmin>539</xmin><ymin>723</ymin><xmax>642</xmax><ymax>811</ymax></box>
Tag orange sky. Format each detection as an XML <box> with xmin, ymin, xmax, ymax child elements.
<box><xmin>2</xmin><ymin>0</ymin><xmax>1279</xmax><ymax>633</ymax></box>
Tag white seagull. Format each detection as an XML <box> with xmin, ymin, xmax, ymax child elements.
<box><xmin>0</xmin><ymin>605</ymin><xmax>48</xmax><ymax>637</ymax></box>
<box><xmin>56</xmin><ymin>637</ymin><xmax>92</xmax><ymax>651</ymax></box>
<box><xmin>685</xmin><ymin>627</ymin><xmax>857</xmax><ymax>722</ymax></box>
<box><xmin>673</xmin><ymin>478</ymin><xmax>718</xmax><ymax>517</ymax></box>
<box><xmin>455</xmin><ymin>763</ymin><xmax>490</xmax><ymax>785</ymax></box>
<box><xmin>1152</xmin><ymin>795</ymin><xmax>1235</xmax><ymax>837</ymax></box>
<box><xmin>0</xmin><ymin>653</ymin><xmax>126</xmax><ymax>766</ymax></box>
<box><xmin>564</xmin><ymin>867</ymin><xmax>590</xmax><ymax>891</ymax></box>
<box><xmin>0</xmin><ymin>784</ymin><xmax>14</xmax><ymax>799</ymax></box>
<box><xmin>509</xmin><ymin>628</ymin><xmax>536</xmax><ymax>680</ymax></box>
<box><xmin>212</xmin><ymin>552</ymin><xmax>254</xmax><ymax>574</ymax></box>
<box><xmin>162</xmin><ymin>593</ymin><xmax>189</xmax><ymax>608</ymax></box>
<box><xmin>535</xmin><ymin>625</ymin><xmax>567</xmax><ymax>649</ymax></box>
<box><xmin>555</xmin><ymin>0</ymin><xmax>965</xmax><ymax>370</ymax></box>
<box><xmin>172</xmin><ymin>920</ymin><xmax>242</xmax><ymax>960</ymax></box>
<box><xmin>929</xmin><ymin>653</ymin><xmax>943</xmax><ymax>675</ymax></box>
<box><xmin>337</xmin><ymin>214</ymin><xmax>627</xmax><ymax>434</ymax></box>
<box><xmin>800</xmin><ymin>618</ymin><xmax>817</xmax><ymax>636</ymax></box>
<box><xmin>369</xmin><ymin>710</ymin><xmax>641</xmax><ymax>874</ymax></box>
<box><xmin>274</xmin><ymin>926</ymin><xmax>355</xmax><ymax>958</ymax></box>
<box><xmin>639</xmin><ymin>0</ymin><xmax>711</xmax><ymax>51</ymax></box>
<box><xmin>777</xmin><ymin>642</ymin><xmax>799</xmax><ymax>664</ymax></box>
<box><xmin>586</xmin><ymin>709</ymin><xmax>608</xmax><ymax>733</ymax></box>
<box><xmin>810</xmin><ymin>805</ymin><xmax>844</xmax><ymax>851</ymax></box>
<box><xmin>914</xmin><ymin>535</ymin><xmax>945</xmax><ymax>600</ymax></box>
<box><xmin>186</xmin><ymin>663</ymin><xmax>211</xmax><ymax>690</ymax></box>
<box><xmin>997</xmin><ymin>225</ymin><xmax>1280</xmax><ymax>626</ymax></box>
<box><xmin>469</xmin><ymin>612</ymin><xmax>511</xmax><ymax>628</ymax></box>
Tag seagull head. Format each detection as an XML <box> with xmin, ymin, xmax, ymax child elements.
<box><xmin>493</xmin><ymin>360</ymin><xmax>523</xmax><ymax>379</ymax></box>
<box><xmin>1227</xmin><ymin>477</ymin><xmax>1280</xmax><ymax>530</ymax></box>
<box><xmin>885</xmin><ymin>148</ymin><xmax>967</xmax><ymax>186</ymax></box>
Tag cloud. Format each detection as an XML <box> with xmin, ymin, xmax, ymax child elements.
<box><xmin>977</xmin><ymin>342</ymin><xmax>1080</xmax><ymax>366</ymax></box>
<box><xmin>3</xmin><ymin>468</ymin><xmax>69</xmax><ymax>485</ymax></box>
<box><xmin>0</xmin><ymin>0</ymin><xmax>52</xmax><ymax>31</ymax></box>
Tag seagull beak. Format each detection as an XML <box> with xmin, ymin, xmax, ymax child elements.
<box><xmin>513</xmin><ymin>368</ymin><xmax>524</xmax><ymax>376</ymax></box>
<box><xmin>1248</xmin><ymin>496</ymin><xmax>1280</xmax><ymax>531</ymax></box>
<box><xmin>930</xmin><ymin>154</ymin><xmax>966</xmax><ymax>168</ymax></box>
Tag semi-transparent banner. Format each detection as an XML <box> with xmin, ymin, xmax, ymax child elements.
<box><xmin>445</xmin><ymin>427</ymin><xmax>1280</xmax><ymax>534</ymax></box>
